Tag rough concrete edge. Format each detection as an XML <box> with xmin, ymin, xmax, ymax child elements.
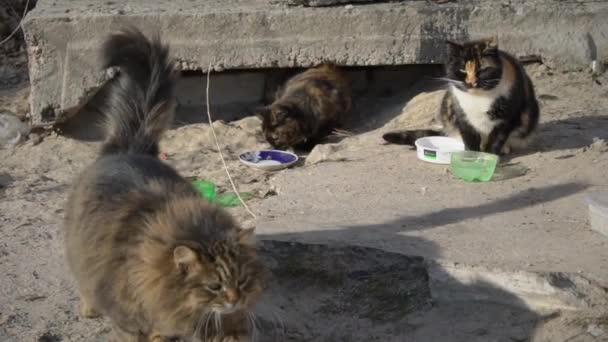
<box><xmin>273</xmin><ymin>0</ymin><xmax>385</xmax><ymax>7</ymax></box>
<box><xmin>427</xmin><ymin>260</ymin><xmax>608</xmax><ymax>314</ymax></box>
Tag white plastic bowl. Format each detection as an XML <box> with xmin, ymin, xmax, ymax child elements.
<box><xmin>585</xmin><ymin>192</ymin><xmax>608</xmax><ymax>236</ymax></box>
<box><xmin>414</xmin><ymin>137</ymin><xmax>465</xmax><ymax>164</ymax></box>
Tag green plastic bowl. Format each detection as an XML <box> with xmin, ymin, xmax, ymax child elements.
<box><xmin>450</xmin><ymin>151</ymin><xmax>498</xmax><ymax>182</ymax></box>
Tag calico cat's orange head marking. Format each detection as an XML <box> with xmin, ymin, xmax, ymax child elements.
<box><xmin>447</xmin><ymin>36</ymin><xmax>502</xmax><ymax>91</ymax></box>
<box><xmin>464</xmin><ymin>61</ymin><xmax>478</xmax><ymax>87</ymax></box>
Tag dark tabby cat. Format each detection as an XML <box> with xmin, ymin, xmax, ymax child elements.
<box><xmin>383</xmin><ymin>37</ymin><xmax>539</xmax><ymax>155</ymax></box>
<box><xmin>259</xmin><ymin>63</ymin><xmax>352</xmax><ymax>149</ymax></box>
<box><xmin>64</xmin><ymin>28</ymin><xmax>267</xmax><ymax>342</ymax></box>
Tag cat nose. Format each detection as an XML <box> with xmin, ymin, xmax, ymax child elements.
<box><xmin>225</xmin><ymin>288</ymin><xmax>239</xmax><ymax>304</ymax></box>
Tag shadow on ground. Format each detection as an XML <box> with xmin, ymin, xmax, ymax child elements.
<box><xmin>538</xmin><ymin>115</ymin><xmax>608</xmax><ymax>152</ymax></box>
<box><xmin>253</xmin><ymin>182</ymin><xmax>592</xmax><ymax>340</ymax></box>
<box><xmin>253</xmin><ymin>241</ymin><xmax>547</xmax><ymax>342</ymax></box>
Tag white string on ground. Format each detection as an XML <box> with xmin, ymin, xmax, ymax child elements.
<box><xmin>205</xmin><ymin>62</ymin><xmax>257</xmax><ymax>219</ymax></box>
<box><xmin>0</xmin><ymin>0</ymin><xmax>30</xmax><ymax>46</ymax></box>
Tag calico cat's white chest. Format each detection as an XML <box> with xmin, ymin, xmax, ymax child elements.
<box><xmin>450</xmin><ymin>86</ymin><xmax>499</xmax><ymax>135</ymax></box>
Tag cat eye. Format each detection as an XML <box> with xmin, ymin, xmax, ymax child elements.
<box><xmin>238</xmin><ymin>276</ymin><xmax>249</xmax><ymax>287</ymax></box>
<box><xmin>206</xmin><ymin>283</ymin><xmax>222</xmax><ymax>292</ymax></box>
<box><xmin>273</xmin><ymin>111</ymin><xmax>287</xmax><ymax>121</ymax></box>
<box><xmin>477</xmin><ymin>67</ymin><xmax>495</xmax><ymax>77</ymax></box>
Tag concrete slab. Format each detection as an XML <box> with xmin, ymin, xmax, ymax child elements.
<box><xmin>23</xmin><ymin>0</ymin><xmax>608</xmax><ymax>124</ymax></box>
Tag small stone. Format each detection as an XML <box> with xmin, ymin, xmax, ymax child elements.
<box><xmin>589</xmin><ymin>137</ymin><xmax>608</xmax><ymax>152</ymax></box>
<box><xmin>37</xmin><ymin>332</ymin><xmax>62</xmax><ymax>342</ymax></box>
<box><xmin>587</xmin><ymin>324</ymin><xmax>604</xmax><ymax>337</ymax></box>
<box><xmin>105</xmin><ymin>66</ymin><xmax>119</xmax><ymax>78</ymax></box>
<box><xmin>539</xmin><ymin>94</ymin><xmax>559</xmax><ymax>101</ymax></box>
<box><xmin>591</xmin><ymin>60</ymin><xmax>605</xmax><ymax>76</ymax></box>
<box><xmin>260</xmin><ymin>187</ymin><xmax>278</xmax><ymax>198</ymax></box>
<box><xmin>0</xmin><ymin>112</ymin><xmax>30</xmax><ymax>148</ymax></box>
<box><xmin>345</xmin><ymin>4</ymin><xmax>353</xmax><ymax>9</ymax></box>
<box><xmin>305</xmin><ymin>143</ymin><xmax>343</xmax><ymax>165</ymax></box>
<box><xmin>29</xmin><ymin>133</ymin><xmax>43</xmax><ymax>145</ymax></box>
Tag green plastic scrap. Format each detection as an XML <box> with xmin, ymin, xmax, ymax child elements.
<box><xmin>191</xmin><ymin>179</ymin><xmax>252</xmax><ymax>207</ymax></box>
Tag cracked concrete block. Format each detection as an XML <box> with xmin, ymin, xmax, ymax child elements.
<box><xmin>174</xmin><ymin>72</ymin><xmax>266</xmax><ymax>123</ymax></box>
<box><xmin>176</xmin><ymin>72</ymin><xmax>265</xmax><ymax>107</ymax></box>
<box><xmin>23</xmin><ymin>0</ymin><xmax>608</xmax><ymax>124</ymax></box>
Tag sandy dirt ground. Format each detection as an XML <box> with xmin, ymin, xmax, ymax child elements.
<box><xmin>256</xmin><ymin>65</ymin><xmax>608</xmax><ymax>285</ymax></box>
<box><xmin>2</xmin><ymin>12</ymin><xmax>608</xmax><ymax>341</ymax></box>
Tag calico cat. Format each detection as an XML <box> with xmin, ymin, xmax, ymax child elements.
<box><xmin>259</xmin><ymin>63</ymin><xmax>352</xmax><ymax>149</ymax></box>
<box><xmin>383</xmin><ymin>37</ymin><xmax>539</xmax><ymax>155</ymax></box>
<box><xmin>64</xmin><ymin>28</ymin><xmax>267</xmax><ymax>342</ymax></box>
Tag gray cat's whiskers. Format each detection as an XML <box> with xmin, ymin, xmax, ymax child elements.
<box><xmin>247</xmin><ymin>312</ymin><xmax>259</xmax><ymax>342</ymax></box>
<box><xmin>192</xmin><ymin>311</ymin><xmax>206</xmax><ymax>342</ymax></box>
<box><xmin>250</xmin><ymin>311</ymin><xmax>264</xmax><ymax>341</ymax></box>
<box><xmin>213</xmin><ymin>312</ymin><xmax>222</xmax><ymax>337</ymax></box>
<box><xmin>203</xmin><ymin>312</ymin><xmax>214</xmax><ymax>342</ymax></box>
<box><xmin>270</xmin><ymin>310</ymin><xmax>286</xmax><ymax>341</ymax></box>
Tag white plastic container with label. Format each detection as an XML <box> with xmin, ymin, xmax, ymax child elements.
<box><xmin>414</xmin><ymin>136</ymin><xmax>465</xmax><ymax>165</ymax></box>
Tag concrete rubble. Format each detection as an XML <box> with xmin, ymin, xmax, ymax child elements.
<box><xmin>22</xmin><ymin>0</ymin><xmax>608</xmax><ymax>124</ymax></box>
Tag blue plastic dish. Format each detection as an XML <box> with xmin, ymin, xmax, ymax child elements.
<box><xmin>239</xmin><ymin>150</ymin><xmax>298</xmax><ymax>171</ymax></box>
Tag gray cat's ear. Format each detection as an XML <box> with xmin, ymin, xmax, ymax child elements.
<box><xmin>173</xmin><ymin>245</ymin><xmax>200</xmax><ymax>271</ymax></box>
<box><xmin>238</xmin><ymin>228</ymin><xmax>257</xmax><ymax>247</ymax></box>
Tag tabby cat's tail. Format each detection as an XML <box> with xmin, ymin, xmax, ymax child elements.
<box><xmin>382</xmin><ymin>129</ymin><xmax>443</xmax><ymax>146</ymax></box>
<box><xmin>95</xmin><ymin>27</ymin><xmax>176</xmax><ymax>157</ymax></box>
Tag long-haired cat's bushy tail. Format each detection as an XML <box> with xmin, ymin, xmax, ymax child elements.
<box><xmin>95</xmin><ymin>27</ymin><xmax>176</xmax><ymax>157</ymax></box>
<box><xmin>382</xmin><ymin>129</ymin><xmax>443</xmax><ymax>146</ymax></box>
